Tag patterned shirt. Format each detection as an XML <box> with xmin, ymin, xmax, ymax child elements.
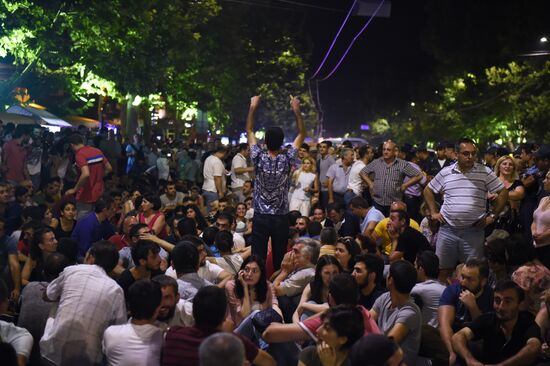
<box><xmin>251</xmin><ymin>144</ymin><xmax>297</xmax><ymax>215</ymax></box>
<box><xmin>428</xmin><ymin>162</ymin><xmax>504</xmax><ymax>227</ymax></box>
<box><xmin>362</xmin><ymin>157</ymin><xmax>421</xmax><ymax>206</ymax></box>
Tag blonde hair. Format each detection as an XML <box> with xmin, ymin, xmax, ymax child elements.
<box><xmin>494</xmin><ymin>155</ymin><xmax>518</xmax><ymax>180</ymax></box>
<box><xmin>299</xmin><ymin>156</ymin><xmax>317</xmax><ymax>174</ymax></box>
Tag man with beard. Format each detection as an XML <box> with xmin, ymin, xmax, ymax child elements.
<box><xmin>152</xmin><ymin>275</ymin><xmax>194</xmax><ymax>328</ymax></box>
<box><xmin>438</xmin><ymin>258</ymin><xmax>494</xmax><ymax>365</ymax></box>
<box><xmin>295</xmin><ymin>216</ymin><xmax>309</xmax><ymax>237</ymax></box>
<box><xmin>452</xmin><ymin>280</ymin><xmax>541</xmax><ymax>366</ymax></box>
<box><xmin>351</xmin><ymin>254</ymin><xmax>387</xmax><ymax>309</ymax></box>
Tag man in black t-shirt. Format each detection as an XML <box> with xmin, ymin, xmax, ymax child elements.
<box><xmin>352</xmin><ymin>253</ymin><xmax>387</xmax><ymax>309</ymax></box>
<box><xmin>388</xmin><ymin>209</ymin><xmax>430</xmax><ymax>264</ymax></box>
<box><xmin>452</xmin><ymin>280</ymin><xmax>541</xmax><ymax>365</ymax></box>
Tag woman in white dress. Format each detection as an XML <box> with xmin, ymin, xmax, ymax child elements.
<box><xmin>289</xmin><ymin>156</ymin><xmax>319</xmax><ymax>216</ymax></box>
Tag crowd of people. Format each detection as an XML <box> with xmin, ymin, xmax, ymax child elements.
<box><xmin>0</xmin><ymin>95</ymin><xmax>549</xmax><ymax>366</ymax></box>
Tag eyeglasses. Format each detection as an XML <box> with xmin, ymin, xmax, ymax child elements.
<box><xmin>460</xmin><ymin>151</ymin><xmax>476</xmax><ymax>157</ymax></box>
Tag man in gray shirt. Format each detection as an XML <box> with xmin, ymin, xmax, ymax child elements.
<box><xmin>172</xmin><ymin>242</ymin><xmax>212</xmax><ymax>301</ymax></box>
<box><xmin>370</xmin><ymin>260</ymin><xmax>422</xmax><ymax>366</ymax></box>
<box><xmin>326</xmin><ymin>148</ymin><xmax>354</xmax><ymax>206</ymax></box>
<box><xmin>411</xmin><ymin>251</ymin><xmax>446</xmax><ymax>328</ymax></box>
<box><xmin>317</xmin><ymin>141</ymin><xmax>336</xmax><ymax>209</ymax></box>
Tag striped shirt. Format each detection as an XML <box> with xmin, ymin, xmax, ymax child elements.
<box><xmin>428</xmin><ymin>162</ymin><xmax>504</xmax><ymax>227</ymax></box>
<box><xmin>362</xmin><ymin>158</ymin><xmax>421</xmax><ymax>206</ymax></box>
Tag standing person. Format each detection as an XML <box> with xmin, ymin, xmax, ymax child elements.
<box><xmin>532</xmin><ymin>170</ymin><xmax>550</xmax><ymax>266</ymax></box>
<box><xmin>326</xmin><ymin>148</ymin><xmax>354</xmax><ymax>206</ymax></box>
<box><xmin>424</xmin><ymin>138</ymin><xmax>508</xmax><ymax>282</ymax></box>
<box><xmin>289</xmin><ymin>156</ymin><xmax>319</xmax><ymax>217</ymax></box>
<box><xmin>247</xmin><ymin>95</ymin><xmax>305</xmax><ymax>271</ymax></box>
<box><xmin>344</xmin><ymin>145</ymin><xmax>371</xmax><ymax>206</ymax></box>
<box><xmin>64</xmin><ymin>133</ymin><xmax>112</xmax><ymax>220</ymax></box>
<box><xmin>202</xmin><ymin>146</ymin><xmax>227</xmax><ymax>212</ymax></box>
<box><xmin>492</xmin><ymin>155</ymin><xmax>525</xmax><ymax>233</ymax></box>
<box><xmin>317</xmin><ymin>141</ymin><xmax>336</xmax><ymax>210</ymax></box>
<box><xmin>1</xmin><ymin>125</ymin><xmax>30</xmax><ymax>185</ymax></box>
<box><xmin>361</xmin><ymin>140</ymin><xmax>423</xmax><ymax>216</ymax></box>
<box><xmin>40</xmin><ymin>241</ymin><xmax>127</xmax><ymax>366</ymax></box>
<box><xmin>71</xmin><ymin>198</ymin><xmax>116</xmax><ymax>259</ymax></box>
<box><xmin>231</xmin><ymin>143</ymin><xmax>254</xmax><ymax>203</ymax></box>
<box><xmin>99</xmin><ymin>129</ymin><xmax>121</xmax><ymax>177</ymax></box>
<box><xmin>125</xmin><ymin>134</ymin><xmax>143</xmax><ymax>175</ymax></box>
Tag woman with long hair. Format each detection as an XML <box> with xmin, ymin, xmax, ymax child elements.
<box><xmin>21</xmin><ymin>226</ymin><xmax>58</xmax><ymax>285</ymax></box>
<box><xmin>235</xmin><ymin>202</ymin><xmax>252</xmax><ymax>238</ymax></box>
<box><xmin>51</xmin><ymin>201</ymin><xmax>77</xmax><ymax>239</ymax></box>
<box><xmin>184</xmin><ymin>204</ymin><xmax>208</xmax><ymax>232</ymax></box>
<box><xmin>334</xmin><ymin>237</ymin><xmax>361</xmax><ymax>273</ymax></box>
<box><xmin>138</xmin><ymin>194</ymin><xmax>167</xmax><ymax>238</ymax></box>
<box><xmin>290</xmin><ymin>156</ymin><xmax>319</xmax><ymax>217</ymax></box>
<box><xmin>225</xmin><ymin>255</ymin><xmax>280</xmax><ymax>330</ymax></box>
<box><xmin>293</xmin><ymin>255</ymin><xmax>342</xmax><ymax>322</ymax></box>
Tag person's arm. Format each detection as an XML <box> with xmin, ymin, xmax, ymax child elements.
<box><xmin>140</xmin><ymin>233</ymin><xmax>175</xmax><ymax>252</ymax></box>
<box><xmin>20</xmin><ymin>257</ymin><xmax>35</xmax><ymax>287</ymax></box>
<box><xmin>387</xmin><ymin>322</ymin><xmax>410</xmax><ymax>344</ymax></box>
<box><xmin>65</xmin><ymin>165</ymin><xmax>90</xmax><ymax>196</ymax></box>
<box><xmin>423</xmin><ymin>186</ymin><xmax>445</xmax><ymax>224</ymax></box>
<box><xmin>498</xmin><ymin>338</ymin><xmax>541</xmax><ymax>366</ymax></box>
<box><xmin>326</xmin><ymin>176</ymin><xmax>335</xmax><ymax>203</ymax></box>
<box><xmin>360</xmin><ymin>170</ymin><xmax>374</xmax><ymax>192</ymax></box>
<box><xmin>451</xmin><ymin>327</ymin><xmax>483</xmax><ymax>366</ymax></box>
<box><xmin>363</xmin><ymin>221</ymin><xmax>378</xmax><ymax>242</ymax></box>
<box><xmin>293</xmin><ymin>284</ymin><xmax>312</xmax><ymax>323</ymax></box>
<box><xmin>247</xmin><ymin>96</ymin><xmax>260</xmax><ymax>146</ymax></box>
<box><xmin>8</xmin><ymin>253</ymin><xmax>21</xmax><ymax>300</ymax></box>
<box><xmin>213</xmin><ymin>175</ymin><xmax>224</xmax><ymax>198</ymax></box>
<box><xmin>522</xmin><ymin>174</ymin><xmax>536</xmax><ymax>188</ymax></box>
<box><xmin>459</xmin><ymin>289</ymin><xmax>483</xmax><ymax>319</ymax></box>
<box><xmin>262</xmin><ymin>322</ymin><xmax>309</xmax><ymax>342</ymax></box>
<box><xmin>216</xmin><ymin>270</ymin><xmax>232</xmax><ymax>288</ymax></box>
<box><xmin>253</xmin><ymin>349</ymin><xmax>276</xmax><ymax>366</ymax></box>
<box><xmin>400</xmin><ymin>173</ymin><xmax>423</xmax><ymax>192</ymax></box>
<box><xmin>291</xmin><ymin>96</ymin><xmax>306</xmax><ymax>149</ymax></box>
<box><xmin>273</xmin><ymin>252</ymin><xmax>295</xmax><ymax>297</ymax></box>
<box><xmin>490</xmin><ymin>188</ymin><xmax>509</xmax><ymax>217</ymax></box>
<box><xmin>239</xmin><ymin>246</ymin><xmax>252</xmax><ymax>260</ymax></box>
<box><xmin>509</xmin><ymin>185</ymin><xmax>525</xmax><ymax>201</ymax></box>
<box><xmin>150</xmin><ymin>213</ymin><xmax>166</xmax><ymax>237</ymax></box>
<box><xmin>439</xmin><ymin>305</ymin><xmax>458</xmax><ymax>364</ymax></box>
<box><xmin>103</xmin><ymin>158</ymin><xmax>113</xmax><ymax>176</ymax></box>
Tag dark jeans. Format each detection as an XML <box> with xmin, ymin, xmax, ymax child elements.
<box><xmin>278</xmin><ymin>295</ymin><xmax>300</xmax><ymax>324</ymax></box>
<box><xmin>252</xmin><ymin>213</ymin><xmax>289</xmax><ymax>271</ymax></box>
<box><xmin>319</xmin><ymin>191</ymin><xmax>329</xmax><ymax>211</ymax></box>
<box><xmin>404</xmin><ymin>194</ymin><xmax>423</xmax><ymax>223</ymax></box>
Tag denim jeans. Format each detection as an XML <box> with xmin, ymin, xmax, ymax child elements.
<box><xmin>252</xmin><ymin>213</ymin><xmax>289</xmax><ymax>271</ymax></box>
<box><xmin>202</xmin><ymin>191</ymin><xmax>219</xmax><ymax>213</ymax></box>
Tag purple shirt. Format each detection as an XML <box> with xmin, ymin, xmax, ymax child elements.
<box><xmin>251</xmin><ymin>144</ymin><xmax>297</xmax><ymax>215</ymax></box>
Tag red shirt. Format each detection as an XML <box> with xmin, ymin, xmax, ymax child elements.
<box><xmin>161</xmin><ymin>326</ymin><xmax>259</xmax><ymax>366</ymax></box>
<box><xmin>75</xmin><ymin>146</ymin><xmax>106</xmax><ymax>203</ymax></box>
<box><xmin>3</xmin><ymin>139</ymin><xmax>27</xmax><ymax>182</ymax></box>
<box><xmin>108</xmin><ymin>234</ymin><xmax>128</xmax><ymax>251</ymax></box>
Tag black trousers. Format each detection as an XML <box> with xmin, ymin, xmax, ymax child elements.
<box><xmin>252</xmin><ymin>213</ymin><xmax>289</xmax><ymax>271</ymax></box>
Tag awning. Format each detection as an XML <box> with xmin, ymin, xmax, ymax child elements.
<box><xmin>64</xmin><ymin>115</ymin><xmax>101</xmax><ymax>129</ymax></box>
<box><xmin>0</xmin><ymin>112</ymin><xmax>39</xmax><ymax>125</ymax></box>
<box><xmin>6</xmin><ymin>105</ymin><xmax>73</xmax><ymax>127</ymax></box>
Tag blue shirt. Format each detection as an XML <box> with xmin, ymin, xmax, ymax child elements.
<box><xmin>71</xmin><ymin>212</ymin><xmax>116</xmax><ymax>257</ymax></box>
<box><xmin>0</xmin><ymin>235</ymin><xmax>17</xmax><ymax>270</ymax></box>
<box><xmin>251</xmin><ymin>144</ymin><xmax>297</xmax><ymax>215</ymax></box>
<box><xmin>439</xmin><ymin>283</ymin><xmax>494</xmax><ymax>331</ymax></box>
<box><xmin>360</xmin><ymin>207</ymin><xmax>385</xmax><ymax>233</ymax></box>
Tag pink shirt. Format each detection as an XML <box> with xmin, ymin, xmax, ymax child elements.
<box><xmin>3</xmin><ymin>139</ymin><xmax>27</xmax><ymax>182</ymax></box>
<box><xmin>225</xmin><ymin>280</ymin><xmax>278</xmax><ymax>326</ymax></box>
<box><xmin>534</xmin><ymin>197</ymin><xmax>550</xmax><ymax>247</ymax></box>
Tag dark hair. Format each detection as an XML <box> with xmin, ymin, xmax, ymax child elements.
<box><xmin>177</xmin><ymin>218</ymin><xmax>198</xmax><ymax>237</ymax></box>
<box><xmin>288</xmin><ymin>210</ymin><xmax>302</xmax><ymax>226</ymax></box>
<box><xmin>202</xmin><ymin>226</ymin><xmax>220</xmax><ymax>247</ymax></box>
<box><xmin>67</xmin><ymin>133</ymin><xmax>84</xmax><ymax>145</ymax></box>
<box><xmin>307</xmin><ymin>221</ymin><xmax>322</xmax><ymax>237</ymax></box>
<box><xmin>358</xmin><ymin>145</ymin><xmax>370</xmax><ymax>159</ymax></box>
<box><xmin>320</xmin><ymin>227</ymin><xmax>337</xmax><ymax>245</ymax></box>
<box><xmin>265</xmin><ymin>126</ymin><xmax>284</xmax><ymax>151</ymax></box>
<box><xmin>88</xmin><ymin>240</ymin><xmax>119</xmax><ymax>273</ymax></box>
<box><xmin>193</xmin><ymin>286</ymin><xmax>228</xmax><ymax>329</ymax></box>
<box><xmin>59</xmin><ymin>201</ymin><xmax>76</xmax><ymax>215</ymax></box>
<box><xmin>199</xmin><ymin>333</ymin><xmax>245</xmax><ymax>366</ymax></box>
<box><xmin>390</xmin><ymin>209</ymin><xmax>410</xmax><ymax>227</ymax></box>
<box><xmin>389</xmin><ymin>260</ymin><xmax>417</xmax><ymax>294</ymax></box>
<box><xmin>238</xmin><ymin>143</ymin><xmax>249</xmax><ymax>152</ymax></box>
<box><xmin>320</xmin><ymin>140</ymin><xmax>332</xmax><ymax>148</ymax></box>
<box><xmin>355</xmin><ymin>253</ymin><xmax>384</xmax><ymax>285</ymax></box>
<box><xmin>216</xmin><ymin>212</ymin><xmax>234</xmax><ymax>226</ymax></box>
<box><xmin>235</xmin><ymin>255</ymin><xmax>268</xmax><ymax>304</ymax></box>
<box><xmin>0</xmin><ymin>341</ymin><xmax>17</xmax><ymax>366</ymax></box>
<box><xmin>354</xmin><ymin>234</ymin><xmax>377</xmax><ymax>254</ymax></box>
<box><xmin>128</xmin><ymin>280</ymin><xmax>162</xmax><ymax>320</ymax></box>
<box><xmin>43</xmin><ymin>252</ymin><xmax>70</xmax><ymax>281</ymax></box>
<box><xmin>415</xmin><ymin>251</ymin><xmax>439</xmax><ymax>279</ymax></box>
<box><xmin>143</xmin><ymin>194</ymin><xmax>162</xmax><ymax>211</ymax></box>
<box><xmin>172</xmin><ymin>241</ymin><xmax>199</xmax><ymax>274</ymax></box>
<box><xmin>485</xmin><ymin>238</ymin><xmax>508</xmax><ymax>265</ymax></box>
<box><xmin>349</xmin><ymin>196</ymin><xmax>369</xmax><ymax>209</ymax></box>
<box><xmin>129</xmin><ymin>223</ymin><xmax>149</xmax><ymax>238</ymax></box>
<box><xmin>131</xmin><ymin>240</ymin><xmax>160</xmax><ymax>267</ymax></box>
<box><xmin>311</xmin><ymin>255</ymin><xmax>342</xmax><ymax>303</ymax></box>
<box><xmin>495</xmin><ymin>280</ymin><xmax>525</xmax><ymax>304</ymax></box>
<box><xmin>152</xmin><ymin>274</ymin><xmax>178</xmax><ymax>296</ymax></box>
<box><xmin>15</xmin><ymin>185</ymin><xmax>28</xmax><ymax>200</ymax></box>
<box><xmin>57</xmin><ymin>238</ymin><xmax>79</xmax><ymax>264</ymax></box>
<box><xmin>320</xmin><ymin>305</ymin><xmax>364</xmax><ymax>349</ymax></box>
<box><xmin>329</xmin><ymin>273</ymin><xmax>358</xmax><ymax>305</ymax></box>
<box><xmin>349</xmin><ymin>334</ymin><xmax>400</xmax><ymax>366</ymax></box>
<box><xmin>30</xmin><ymin>226</ymin><xmax>55</xmax><ymax>261</ymax></box>
<box><xmin>94</xmin><ymin>197</ymin><xmax>115</xmax><ymax>213</ymax></box>
<box><xmin>180</xmin><ymin>235</ymin><xmax>206</xmax><ymax>249</ymax></box>
<box><xmin>300</xmin><ymin>143</ymin><xmax>310</xmax><ymax>152</ymax></box>
<box><xmin>184</xmin><ymin>204</ymin><xmax>208</xmax><ymax>230</ymax></box>
<box><xmin>464</xmin><ymin>257</ymin><xmax>489</xmax><ymax>279</ymax></box>
<box><xmin>215</xmin><ymin>230</ymin><xmax>234</xmax><ymax>253</ymax></box>
<box><xmin>327</xmin><ymin>202</ymin><xmax>345</xmax><ymax>214</ymax></box>
<box><xmin>456</xmin><ymin>137</ymin><xmax>477</xmax><ymax>151</ymax></box>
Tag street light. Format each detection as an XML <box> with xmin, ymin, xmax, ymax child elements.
<box><xmin>541</xmin><ymin>36</ymin><xmax>548</xmax><ymax>43</ymax></box>
<box><xmin>410</xmin><ymin>102</ymin><xmax>416</xmax><ymax>107</ymax></box>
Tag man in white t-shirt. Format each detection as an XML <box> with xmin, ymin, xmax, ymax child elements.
<box><xmin>231</xmin><ymin>143</ymin><xmax>254</xmax><ymax>203</ymax></box>
<box><xmin>103</xmin><ymin>280</ymin><xmax>164</xmax><ymax>366</ymax></box>
<box><xmin>152</xmin><ymin>275</ymin><xmax>194</xmax><ymax>328</ymax></box>
<box><xmin>344</xmin><ymin>145</ymin><xmax>372</xmax><ymax>206</ymax></box>
<box><xmin>202</xmin><ymin>146</ymin><xmax>227</xmax><ymax>212</ymax></box>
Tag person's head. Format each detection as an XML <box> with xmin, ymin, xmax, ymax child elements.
<box><xmin>94</xmin><ymin>197</ymin><xmax>117</xmax><ymax>219</ymax></box>
<box><xmin>152</xmin><ymin>275</ymin><xmax>180</xmax><ymax>322</ymax></box>
<box><xmin>319</xmin><ymin>141</ymin><xmax>332</xmax><ymax>156</ymax></box>
<box><xmin>317</xmin><ymin>305</ymin><xmax>364</xmax><ymax>351</ymax></box>
<box><xmin>328</xmin><ymin>273</ymin><xmax>359</xmax><ymax>306</ymax></box>
<box><xmin>456</xmin><ymin>138</ymin><xmax>477</xmax><ymax>170</ymax></box>
<box><xmin>202</xmin><ymin>226</ymin><xmax>219</xmax><ymax>247</ymax></box>
<box><xmin>0</xmin><ymin>341</ymin><xmax>17</xmax><ymax>366</ymax></box>
<box><xmin>295</xmin><ymin>216</ymin><xmax>309</xmax><ymax>236</ymax></box>
<box><xmin>218</xmin><ymin>197</ymin><xmax>230</xmax><ymax>212</ymax></box>
<box><xmin>293</xmin><ymin>239</ymin><xmax>320</xmax><ymax>268</ymax></box>
<box><xmin>415</xmin><ymin>251</ymin><xmax>439</xmax><ymax>281</ymax></box>
<box><xmin>288</xmin><ymin>210</ymin><xmax>302</xmax><ymax>227</ymax></box>
<box><xmin>388</xmin><ymin>209</ymin><xmax>410</xmax><ymax>233</ymax></box>
<box><xmin>327</xmin><ymin>203</ymin><xmax>345</xmax><ymax>224</ymax></box>
<box><xmin>120</xmin><ymin>213</ymin><xmax>138</xmax><ymax>235</ymax></box>
<box><xmin>128</xmin><ymin>280</ymin><xmax>162</xmax><ymax>321</ymax></box>
<box><xmin>86</xmin><ymin>240</ymin><xmax>119</xmax><ymax>273</ymax></box>
<box><xmin>520</xmin><ymin>143</ymin><xmax>535</xmax><ymax>164</ymax></box>
<box><xmin>300</xmin><ymin>156</ymin><xmax>316</xmax><ymax>173</ymax></box>
<box><xmin>311</xmin><ymin>255</ymin><xmax>342</xmax><ymax>303</ymax></box>
<box><xmin>177</xmin><ymin>218</ymin><xmax>198</xmax><ymax>237</ymax></box>
<box><xmin>59</xmin><ymin>201</ymin><xmax>77</xmax><ymax>221</ymax></box>
<box><xmin>387</xmin><ymin>260</ymin><xmax>417</xmax><ymax>295</ymax></box>
<box><xmin>242</xmin><ymin>180</ymin><xmax>253</xmax><ymax>196</ymax></box>
<box><xmin>14</xmin><ymin>185</ymin><xmax>30</xmax><ymax>204</ymax></box>
<box><xmin>382</xmin><ymin>140</ymin><xmax>397</xmax><ymax>161</ymax></box>
<box><xmin>109</xmin><ymin>190</ymin><xmax>123</xmax><ymax>208</ymax></box>
<box><xmin>193</xmin><ymin>286</ymin><xmax>228</xmax><ymax>329</ymax></box>
<box><xmin>349</xmin><ymin>334</ymin><xmax>404</xmax><ymax>366</ymax></box>
<box><xmin>165</xmin><ymin>182</ymin><xmax>177</xmax><ymax>197</ymax></box>
<box><xmin>235</xmin><ymin>255</ymin><xmax>268</xmax><ymax>303</ymax></box>
<box><xmin>215</xmin><ymin>213</ymin><xmax>234</xmax><ymax>231</ymax></box>
<box><xmin>485</xmin><ymin>238</ymin><xmax>509</xmax><ymax>273</ymax></box>
<box><xmin>335</xmin><ymin>237</ymin><xmax>361</xmax><ymax>271</ymax></box>
<box><xmin>31</xmin><ymin>227</ymin><xmax>58</xmax><ymax>260</ymax></box>
<box><xmin>494</xmin><ymin>155</ymin><xmax>518</xmax><ymax>180</ymax></box>
<box><xmin>307</xmin><ymin>221</ymin><xmax>322</xmax><ymax>238</ymax></box>
<box><xmin>237</xmin><ymin>143</ymin><xmax>250</xmax><ymax>158</ymax></box>
<box><xmin>129</xmin><ymin>223</ymin><xmax>150</xmax><ymax>244</ymax></box>
<box><xmin>43</xmin><ymin>252</ymin><xmax>71</xmax><ymax>282</ymax></box>
<box><xmin>484</xmin><ymin>146</ymin><xmax>497</xmax><ymax>165</ymax></box>
<box><xmin>199</xmin><ymin>333</ymin><xmax>245</xmax><ymax>366</ymax></box>
<box><xmin>57</xmin><ymin>238</ymin><xmax>78</xmax><ymax>264</ymax></box>
<box><xmin>299</xmin><ymin>143</ymin><xmax>310</xmax><ymax>159</ymax></box>
<box><xmin>214</xmin><ymin>230</ymin><xmax>234</xmax><ymax>253</ymax></box>
<box><xmin>213</xmin><ymin>145</ymin><xmax>227</xmax><ymax>159</ymax></box>
<box><xmin>67</xmin><ymin>133</ymin><xmax>84</xmax><ymax>150</ymax></box>
<box><xmin>0</xmin><ymin>182</ymin><xmax>10</xmax><ymax>204</ymax></box>
<box><xmin>236</xmin><ymin>203</ymin><xmax>247</xmax><ymax>218</ymax></box>
<box><xmin>352</xmin><ymin>253</ymin><xmax>384</xmax><ymax>289</ymax></box>
<box><xmin>131</xmin><ymin>240</ymin><xmax>161</xmax><ymax>271</ymax></box>
<box><xmin>349</xmin><ymin>197</ymin><xmax>370</xmax><ymax>217</ymax></box>
<box><xmin>141</xmin><ymin>194</ymin><xmax>162</xmax><ymax>212</ymax></box>
<box><xmin>265</xmin><ymin>126</ymin><xmax>284</xmax><ymax>152</ymax></box>
<box><xmin>340</xmin><ymin>148</ymin><xmax>355</xmax><ymax>166</ymax></box>
<box><xmin>460</xmin><ymin>257</ymin><xmax>489</xmax><ymax>295</ymax></box>
<box><xmin>312</xmin><ymin>206</ymin><xmax>326</xmax><ymax>223</ymax></box>
<box><xmin>445</xmin><ymin>142</ymin><xmax>456</xmax><ymax>160</ymax></box>
<box><xmin>493</xmin><ymin>280</ymin><xmax>524</xmax><ymax>322</ymax></box>
<box><xmin>320</xmin><ymin>227</ymin><xmax>337</xmax><ymax>246</ymax></box>
<box><xmin>172</xmin><ymin>241</ymin><xmax>199</xmax><ymax>274</ymax></box>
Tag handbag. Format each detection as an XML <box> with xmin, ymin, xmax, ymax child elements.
<box><xmin>251</xmin><ymin>307</ymin><xmax>283</xmax><ymax>334</ymax></box>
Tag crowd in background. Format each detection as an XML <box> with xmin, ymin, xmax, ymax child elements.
<box><xmin>0</xmin><ymin>99</ymin><xmax>550</xmax><ymax>366</ymax></box>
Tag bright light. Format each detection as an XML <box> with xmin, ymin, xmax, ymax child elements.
<box><xmin>215</xmin><ymin>130</ymin><xmax>221</xmax><ymax>135</ymax></box>
<box><xmin>132</xmin><ymin>95</ymin><xmax>142</xmax><ymax>106</ymax></box>
<box><xmin>221</xmin><ymin>137</ymin><xmax>229</xmax><ymax>145</ymax></box>
<box><xmin>184</xmin><ymin>123</ymin><xmax>192</xmax><ymax>128</ymax></box>
<box><xmin>182</xmin><ymin>107</ymin><xmax>198</xmax><ymax>121</ymax></box>
<box><xmin>239</xmin><ymin>133</ymin><xmax>247</xmax><ymax>144</ymax></box>
<box><xmin>410</xmin><ymin>102</ymin><xmax>416</xmax><ymax>107</ymax></box>
<box><xmin>541</xmin><ymin>36</ymin><xmax>548</xmax><ymax>43</ymax></box>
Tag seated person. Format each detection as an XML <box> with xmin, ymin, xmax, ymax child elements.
<box><xmin>373</xmin><ymin>201</ymin><xmax>421</xmax><ymax>256</ymax></box>
<box><xmin>452</xmin><ymin>280</ymin><xmax>541</xmax><ymax>366</ymax></box>
<box><xmin>349</xmin><ymin>334</ymin><xmax>405</xmax><ymax>366</ymax></box>
<box><xmin>351</xmin><ymin>253</ymin><xmax>387</xmax><ymax>310</ymax></box>
<box><xmin>207</xmin><ymin>230</ymin><xmax>251</xmax><ymax>276</ymax></box>
<box><xmin>171</xmin><ymin>242</ymin><xmax>212</xmax><ymax>301</ymax></box>
<box><xmin>387</xmin><ymin>209</ymin><xmax>430</xmax><ymax>264</ymax></box>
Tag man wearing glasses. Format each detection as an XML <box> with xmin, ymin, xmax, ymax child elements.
<box><xmin>423</xmin><ymin>138</ymin><xmax>508</xmax><ymax>282</ymax></box>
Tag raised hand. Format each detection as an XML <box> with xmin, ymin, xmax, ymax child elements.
<box><xmin>250</xmin><ymin>95</ymin><xmax>261</xmax><ymax>108</ymax></box>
